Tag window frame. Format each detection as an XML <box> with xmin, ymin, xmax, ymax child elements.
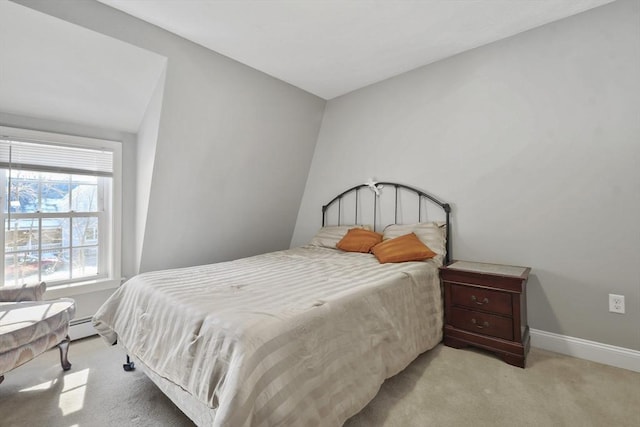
<box><xmin>0</xmin><ymin>126</ymin><xmax>122</xmax><ymax>296</ymax></box>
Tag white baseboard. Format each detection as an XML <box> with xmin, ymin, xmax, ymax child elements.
<box><xmin>69</xmin><ymin>317</ymin><xmax>98</xmax><ymax>341</ymax></box>
<box><xmin>530</xmin><ymin>328</ymin><xmax>640</xmax><ymax>373</ymax></box>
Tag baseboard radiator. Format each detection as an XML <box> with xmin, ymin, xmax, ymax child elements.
<box><xmin>69</xmin><ymin>316</ymin><xmax>98</xmax><ymax>341</ymax></box>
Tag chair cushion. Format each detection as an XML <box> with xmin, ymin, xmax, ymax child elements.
<box><xmin>0</xmin><ymin>299</ymin><xmax>75</xmax><ymax>358</ymax></box>
<box><xmin>0</xmin><ymin>323</ymin><xmax>70</xmax><ymax>376</ymax></box>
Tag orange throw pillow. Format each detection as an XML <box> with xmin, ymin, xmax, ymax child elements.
<box><xmin>371</xmin><ymin>232</ymin><xmax>437</xmax><ymax>263</ymax></box>
<box><xmin>337</xmin><ymin>228</ymin><xmax>383</xmax><ymax>253</ymax></box>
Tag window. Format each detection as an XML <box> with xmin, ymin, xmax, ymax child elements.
<box><xmin>0</xmin><ymin>127</ymin><xmax>121</xmax><ymax>290</ymax></box>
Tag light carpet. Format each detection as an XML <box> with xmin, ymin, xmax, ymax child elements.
<box><xmin>0</xmin><ymin>336</ymin><xmax>638</xmax><ymax>426</ymax></box>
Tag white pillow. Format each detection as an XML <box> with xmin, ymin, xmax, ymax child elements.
<box><xmin>382</xmin><ymin>222</ymin><xmax>447</xmax><ymax>257</ymax></box>
<box><xmin>309</xmin><ymin>225</ymin><xmax>371</xmax><ymax>249</ymax></box>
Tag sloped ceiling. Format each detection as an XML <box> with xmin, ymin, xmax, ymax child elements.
<box><xmin>97</xmin><ymin>0</ymin><xmax>615</xmax><ymax>99</ymax></box>
<box><xmin>0</xmin><ymin>0</ymin><xmax>617</xmax><ymax>131</ymax></box>
<box><xmin>0</xmin><ymin>1</ymin><xmax>167</xmax><ymax>133</ymax></box>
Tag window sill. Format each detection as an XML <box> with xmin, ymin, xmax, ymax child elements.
<box><xmin>44</xmin><ymin>277</ymin><xmax>122</xmax><ymax>299</ymax></box>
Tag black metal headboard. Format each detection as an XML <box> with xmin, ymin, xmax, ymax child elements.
<box><xmin>322</xmin><ymin>182</ymin><xmax>452</xmax><ymax>264</ymax></box>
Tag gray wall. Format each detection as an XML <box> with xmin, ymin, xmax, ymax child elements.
<box><xmin>17</xmin><ymin>0</ymin><xmax>326</xmax><ymax>273</ymax></box>
<box><xmin>292</xmin><ymin>0</ymin><xmax>640</xmax><ymax>350</ymax></box>
<box><xmin>135</xmin><ymin>66</ymin><xmax>166</xmax><ymax>274</ymax></box>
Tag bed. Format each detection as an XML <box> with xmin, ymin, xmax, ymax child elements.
<box><xmin>93</xmin><ymin>182</ymin><xmax>451</xmax><ymax>426</ymax></box>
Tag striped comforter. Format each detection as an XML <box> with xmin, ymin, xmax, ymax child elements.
<box><xmin>93</xmin><ymin>245</ymin><xmax>443</xmax><ymax>426</ymax></box>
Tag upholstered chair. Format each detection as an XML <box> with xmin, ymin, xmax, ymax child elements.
<box><xmin>0</xmin><ymin>282</ymin><xmax>75</xmax><ymax>384</ymax></box>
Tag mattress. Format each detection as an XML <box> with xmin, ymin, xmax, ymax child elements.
<box><xmin>93</xmin><ymin>245</ymin><xmax>443</xmax><ymax>426</ymax></box>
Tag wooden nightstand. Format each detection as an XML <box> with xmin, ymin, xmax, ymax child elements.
<box><xmin>440</xmin><ymin>260</ymin><xmax>531</xmax><ymax>368</ymax></box>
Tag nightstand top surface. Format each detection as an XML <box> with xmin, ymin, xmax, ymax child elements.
<box><xmin>446</xmin><ymin>261</ymin><xmax>528</xmax><ymax>278</ymax></box>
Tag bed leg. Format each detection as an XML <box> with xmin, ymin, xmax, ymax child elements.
<box><xmin>58</xmin><ymin>335</ymin><xmax>72</xmax><ymax>371</ymax></box>
<box><xmin>123</xmin><ymin>355</ymin><xmax>135</xmax><ymax>372</ymax></box>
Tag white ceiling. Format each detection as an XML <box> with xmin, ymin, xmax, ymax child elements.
<box><xmin>0</xmin><ymin>0</ymin><xmax>617</xmax><ymax>134</ymax></box>
<box><xmin>0</xmin><ymin>1</ymin><xmax>167</xmax><ymax>134</ymax></box>
<box><xmin>98</xmin><ymin>0</ymin><xmax>615</xmax><ymax>99</ymax></box>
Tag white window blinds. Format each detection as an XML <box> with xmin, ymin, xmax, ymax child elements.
<box><xmin>0</xmin><ymin>138</ymin><xmax>113</xmax><ymax>177</ymax></box>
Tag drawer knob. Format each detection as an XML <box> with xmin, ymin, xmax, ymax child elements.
<box><xmin>471</xmin><ymin>318</ymin><xmax>490</xmax><ymax>329</ymax></box>
<box><xmin>471</xmin><ymin>295</ymin><xmax>489</xmax><ymax>305</ymax></box>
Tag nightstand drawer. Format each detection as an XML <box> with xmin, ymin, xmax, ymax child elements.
<box><xmin>449</xmin><ymin>307</ymin><xmax>514</xmax><ymax>341</ymax></box>
<box><xmin>450</xmin><ymin>284</ymin><xmax>512</xmax><ymax>316</ymax></box>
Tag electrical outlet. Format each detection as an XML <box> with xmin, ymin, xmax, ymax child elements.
<box><xmin>609</xmin><ymin>294</ymin><xmax>625</xmax><ymax>314</ymax></box>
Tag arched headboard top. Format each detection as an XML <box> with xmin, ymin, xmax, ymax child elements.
<box><xmin>322</xmin><ymin>182</ymin><xmax>452</xmax><ymax>264</ymax></box>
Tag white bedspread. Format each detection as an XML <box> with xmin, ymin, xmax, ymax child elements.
<box><xmin>93</xmin><ymin>246</ymin><xmax>443</xmax><ymax>426</ymax></box>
